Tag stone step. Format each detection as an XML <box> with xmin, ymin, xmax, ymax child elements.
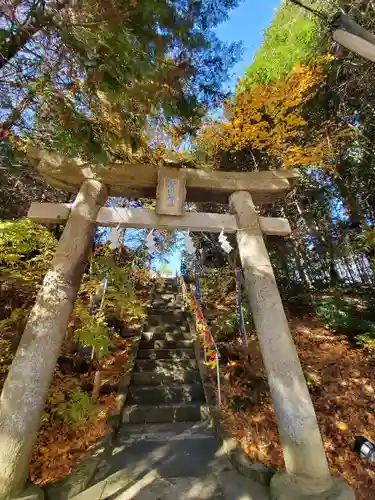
<box><xmin>142</xmin><ymin>331</ymin><xmax>192</xmax><ymax>342</ymax></box>
<box><xmin>159</xmin><ymin>293</ymin><xmax>176</xmax><ymax>300</ymax></box>
<box><xmin>148</xmin><ymin>306</ymin><xmax>186</xmax><ymax>316</ymax></box>
<box><xmin>137</xmin><ymin>348</ymin><xmax>195</xmax><ymax>360</ymax></box>
<box><xmin>122</xmin><ymin>402</ymin><xmax>209</xmax><ymax>424</ymax></box>
<box><xmin>156</xmin><ymin>282</ymin><xmax>175</xmax><ymax>288</ymax></box>
<box><xmin>131</xmin><ymin>370</ymin><xmax>200</xmax><ymax>386</ymax></box>
<box><xmin>146</xmin><ymin>317</ymin><xmax>188</xmax><ymax>329</ymax></box>
<box><xmin>148</xmin><ymin>307</ymin><xmax>185</xmax><ymax>317</ymax></box>
<box><xmin>139</xmin><ymin>339</ymin><xmax>194</xmax><ymax>349</ymax></box>
<box><xmin>134</xmin><ymin>358</ymin><xmax>197</xmax><ymax>372</ymax></box>
<box><xmin>116</xmin><ymin>421</ymin><xmax>215</xmax><ymax>444</ymax></box>
<box><xmin>151</xmin><ymin>297</ymin><xmax>178</xmax><ymax>305</ymax></box>
<box><xmin>147</xmin><ymin>312</ymin><xmax>185</xmax><ymax>322</ymax></box>
<box><xmin>155</xmin><ymin>284</ymin><xmax>178</xmax><ymax>296</ymax></box>
<box><xmin>127</xmin><ymin>383</ymin><xmax>205</xmax><ymax>404</ymax></box>
<box><xmin>151</xmin><ymin>295</ymin><xmax>177</xmax><ymax>302</ymax></box>
<box><xmin>144</xmin><ymin>323</ymin><xmax>189</xmax><ymax>333</ymax></box>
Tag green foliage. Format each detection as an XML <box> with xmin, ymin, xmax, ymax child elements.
<box><xmin>200</xmin><ymin>268</ymin><xmax>235</xmax><ymax>295</ymax></box>
<box><xmin>199</xmin><ymin>267</ymin><xmax>253</xmax><ymax>342</ymax></box>
<box><xmin>90</xmin><ymin>251</ymin><xmax>147</xmax><ymax>323</ymax></box>
<box><xmin>0</xmin><ymin>339</ymin><xmax>13</xmax><ymax>387</ymax></box>
<box><xmin>215</xmin><ymin>306</ymin><xmax>252</xmax><ymax>338</ymax></box>
<box><xmin>356</xmin><ymin>331</ymin><xmax>375</xmax><ymax>357</ymax></box>
<box><xmin>315</xmin><ymin>297</ymin><xmax>375</xmax><ymax>356</ymax></box>
<box><xmin>73</xmin><ymin>314</ymin><xmax>114</xmax><ymax>360</ymax></box>
<box><xmin>215</xmin><ymin>311</ymin><xmax>238</xmax><ymax>335</ymax></box>
<box><xmin>55</xmin><ymin>390</ymin><xmax>97</xmax><ymax>427</ymax></box>
<box><xmin>105</xmin><ymin>290</ymin><xmax>145</xmax><ymax>324</ymax></box>
<box><xmin>304</xmin><ymin>370</ymin><xmax>322</xmax><ymax>391</ymax></box>
<box><xmin>239</xmin><ymin>3</ymin><xmax>323</xmax><ymax>89</ymax></box>
<box><xmin>71</xmin><ymin>247</ymin><xmax>147</xmax><ymax>360</ymax></box>
<box><xmin>0</xmin><ymin>305</ymin><xmax>28</xmax><ymax>333</ymax></box>
<box><xmin>0</xmin><ymin>219</ymin><xmax>57</xmax><ymax>278</ymax></box>
<box><xmin>1</xmin><ymin>0</ymin><xmax>242</xmax><ymax>161</ymax></box>
<box><xmin>315</xmin><ymin>298</ymin><xmax>357</xmax><ymax>332</ymax></box>
<box><xmin>0</xmin><ymin>220</ymin><xmax>57</xmax><ymax>344</ymax></box>
<box><xmin>159</xmin><ymin>263</ymin><xmax>170</xmax><ymax>275</ymax></box>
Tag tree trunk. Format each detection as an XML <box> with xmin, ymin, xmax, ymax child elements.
<box><xmin>0</xmin><ymin>179</ymin><xmax>107</xmax><ymax>499</ymax></box>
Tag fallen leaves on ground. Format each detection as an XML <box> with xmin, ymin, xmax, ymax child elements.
<box><xmin>29</xmin><ymin>393</ymin><xmax>118</xmax><ymax>485</ymax></box>
<box><xmin>215</xmin><ymin>313</ymin><xmax>375</xmax><ymax>499</ymax></box>
<box><xmin>29</xmin><ymin>338</ymin><xmax>130</xmax><ymax>485</ymax></box>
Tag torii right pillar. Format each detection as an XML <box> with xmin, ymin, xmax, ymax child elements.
<box><xmin>230</xmin><ymin>191</ymin><xmax>355</xmax><ymax>500</ymax></box>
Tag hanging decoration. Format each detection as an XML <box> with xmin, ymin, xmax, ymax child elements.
<box><xmin>108</xmin><ymin>227</ymin><xmax>123</xmax><ymax>250</ymax></box>
<box><xmin>146</xmin><ymin>230</ymin><xmax>157</xmax><ymax>253</ymax></box>
<box><xmin>235</xmin><ymin>267</ymin><xmax>247</xmax><ymax>346</ymax></box>
<box><xmin>183</xmin><ymin>231</ymin><xmax>196</xmax><ymax>255</ymax></box>
<box><xmin>194</xmin><ymin>261</ymin><xmax>201</xmax><ymax>301</ymax></box>
<box><xmin>218</xmin><ymin>230</ymin><xmax>233</xmax><ymax>254</ymax></box>
<box><xmin>178</xmin><ymin>274</ymin><xmax>221</xmax><ymax>406</ymax></box>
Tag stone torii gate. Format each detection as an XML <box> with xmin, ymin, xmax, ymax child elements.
<box><xmin>0</xmin><ymin>150</ymin><xmax>353</xmax><ymax>500</ymax></box>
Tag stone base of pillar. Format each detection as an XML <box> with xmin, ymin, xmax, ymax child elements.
<box><xmin>10</xmin><ymin>484</ymin><xmax>44</xmax><ymax>500</ymax></box>
<box><xmin>270</xmin><ymin>472</ymin><xmax>355</xmax><ymax>500</ymax></box>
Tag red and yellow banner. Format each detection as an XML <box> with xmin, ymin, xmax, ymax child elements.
<box><xmin>179</xmin><ymin>276</ymin><xmax>217</xmax><ymax>366</ymax></box>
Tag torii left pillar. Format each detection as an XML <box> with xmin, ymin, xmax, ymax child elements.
<box><xmin>0</xmin><ymin>179</ymin><xmax>108</xmax><ymax>499</ymax></box>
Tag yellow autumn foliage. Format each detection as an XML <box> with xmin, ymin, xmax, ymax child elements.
<box><xmin>199</xmin><ymin>56</ymin><xmax>348</xmax><ymax>170</ymax></box>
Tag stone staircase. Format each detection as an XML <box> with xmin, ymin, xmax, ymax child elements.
<box><xmin>68</xmin><ymin>278</ymin><xmax>270</xmax><ymax>499</ymax></box>
<box><xmin>122</xmin><ymin>278</ymin><xmax>208</xmax><ymax>425</ymax></box>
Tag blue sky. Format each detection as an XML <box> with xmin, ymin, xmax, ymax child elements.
<box><xmin>155</xmin><ymin>0</ymin><xmax>280</xmax><ymax>274</ymax></box>
<box><xmin>216</xmin><ymin>0</ymin><xmax>280</xmax><ymax>87</ymax></box>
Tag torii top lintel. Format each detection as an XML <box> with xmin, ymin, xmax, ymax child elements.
<box><xmin>29</xmin><ymin>148</ymin><xmax>298</xmax><ymax>205</ymax></box>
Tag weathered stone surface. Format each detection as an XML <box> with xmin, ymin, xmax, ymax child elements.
<box><xmin>12</xmin><ymin>485</ymin><xmax>44</xmax><ymax>500</ymax></box>
<box><xmin>230</xmin><ymin>450</ymin><xmax>275</xmax><ymax>486</ymax></box>
<box><xmin>44</xmin><ymin>451</ymin><xmax>105</xmax><ymax>500</ymax></box>
<box><xmin>42</xmin><ymin>326</ymin><xmax>147</xmax><ymax>500</ymax></box>
<box><xmin>270</xmin><ymin>472</ymin><xmax>356</xmax><ymax>500</ymax></box>
<box><xmin>127</xmin><ymin>383</ymin><xmax>204</xmax><ymax>405</ymax></box>
<box><xmin>131</xmin><ymin>370</ymin><xmax>200</xmax><ymax>386</ymax></box>
<box><xmin>137</xmin><ymin>348</ymin><xmax>195</xmax><ymax>360</ymax></box>
<box><xmin>156</xmin><ymin>166</ymin><xmax>187</xmax><ymax>216</ymax></box>
<box><xmin>217</xmin><ymin>470</ymin><xmax>270</xmax><ymax>500</ymax></box>
<box><xmin>30</xmin><ymin>147</ymin><xmax>297</xmax><ymax>204</ymax></box>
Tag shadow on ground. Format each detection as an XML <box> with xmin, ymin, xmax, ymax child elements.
<box><xmin>71</xmin><ymin>422</ymin><xmax>270</xmax><ymax>500</ymax></box>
